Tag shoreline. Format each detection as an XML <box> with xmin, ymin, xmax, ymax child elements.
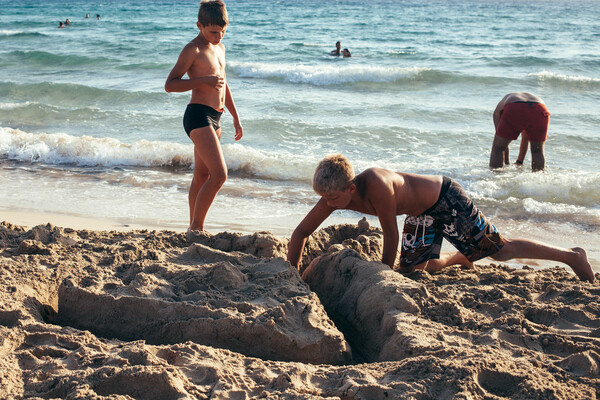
<box><xmin>0</xmin><ymin>210</ymin><xmax>171</xmax><ymax>233</ymax></box>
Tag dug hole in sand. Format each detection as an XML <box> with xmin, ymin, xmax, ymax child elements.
<box><xmin>1</xmin><ymin>218</ymin><xmax>599</xmax><ymax>399</ymax></box>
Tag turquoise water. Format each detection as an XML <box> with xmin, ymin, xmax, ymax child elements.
<box><xmin>1</xmin><ymin>0</ymin><xmax>599</xmax><ymax>267</ymax></box>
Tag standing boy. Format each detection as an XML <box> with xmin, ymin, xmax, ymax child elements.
<box><xmin>489</xmin><ymin>92</ymin><xmax>550</xmax><ymax>171</ymax></box>
<box><xmin>287</xmin><ymin>154</ymin><xmax>594</xmax><ymax>283</ymax></box>
<box><xmin>165</xmin><ymin>0</ymin><xmax>242</xmax><ymax>232</ymax></box>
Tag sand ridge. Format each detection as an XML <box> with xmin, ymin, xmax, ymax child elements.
<box><xmin>1</xmin><ymin>219</ymin><xmax>599</xmax><ymax>399</ymax></box>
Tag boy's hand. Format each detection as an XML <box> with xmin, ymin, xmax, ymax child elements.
<box><xmin>206</xmin><ymin>75</ymin><xmax>224</xmax><ymax>89</ymax></box>
<box><xmin>234</xmin><ymin>120</ymin><xmax>243</xmax><ymax>141</ymax></box>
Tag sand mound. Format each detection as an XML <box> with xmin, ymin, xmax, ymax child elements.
<box><xmin>57</xmin><ymin>242</ymin><xmax>351</xmax><ymax>364</ymax></box>
<box><xmin>1</xmin><ymin>220</ymin><xmax>599</xmax><ymax>399</ymax></box>
<box><xmin>298</xmin><ymin>217</ymin><xmax>383</xmax><ymax>274</ymax></box>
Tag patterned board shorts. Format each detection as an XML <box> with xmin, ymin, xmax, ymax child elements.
<box><xmin>399</xmin><ymin>177</ymin><xmax>506</xmax><ymax>269</ymax></box>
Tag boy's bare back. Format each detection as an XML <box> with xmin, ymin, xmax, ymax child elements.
<box><xmin>349</xmin><ymin>168</ymin><xmax>443</xmax><ymax>217</ymax></box>
<box><xmin>288</xmin><ymin>166</ymin><xmax>444</xmax><ymax>269</ymax></box>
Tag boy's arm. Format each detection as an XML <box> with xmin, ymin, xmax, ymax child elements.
<box><xmin>516</xmin><ymin>131</ymin><xmax>529</xmax><ymax>164</ymax></box>
<box><xmin>370</xmin><ymin>181</ymin><xmax>400</xmax><ymax>268</ymax></box>
<box><xmin>224</xmin><ymin>83</ymin><xmax>243</xmax><ymax>141</ymax></box>
<box><xmin>164</xmin><ymin>45</ymin><xmax>223</xmax><ymax>93</ymax></box>
<box><xmin>287</xmin><ymin>198</ymin><xmax>335</xmax><ymax>269</ymax></box>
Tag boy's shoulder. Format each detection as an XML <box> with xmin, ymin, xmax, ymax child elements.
<box><xmin>359</xmin><ymin>167</ymin><xmax>398</xmax><ymax>181</ymax></box>
<box><xmin>180</xmin><ymin>38</ymin><xmax>225</xmax><ymax>58</ymax></box>
<box><xmin>357</xmin><ymin>168</ymin><xmax>402</xmax><ymax>195</ymax></box>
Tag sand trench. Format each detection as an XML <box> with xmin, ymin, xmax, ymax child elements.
<box><xmin>1</xmin><ymin>220</ymin><xmax>600</xmax><ymax>399</ymax></box>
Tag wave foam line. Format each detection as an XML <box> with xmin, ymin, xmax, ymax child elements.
<box><xmin>229</xmin><ymin>61</ymin><xmax>434</xmax><ymax>85</ymax></box>
<box><xmin>529</xmin><ymin>71</ymin><xmax>600</xmax><ymax>88</ymax></box>
<box><xmin>0</xmin><ymin>30</ymin><xmax>45</xmax><ymax>38</ymax></box>
<box><xmin>0</xmin><ymin>127</ymin><xmax>316</xmax><ymax>181</ymax></box>
<box><xmin>0</xmin><ymin>127</ymin><xmax>192</xmax><ymax>168</ymax></box>
<box><xmin>1</xmin><ymin>30</ymin><xmax>24</xmax><ymax>36</ymax></box>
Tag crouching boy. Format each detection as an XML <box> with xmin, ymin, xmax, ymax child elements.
<box><xmin>287</xmin><ymin>154</ymin><xmax>594</xmax><ymax>283</ymax></box>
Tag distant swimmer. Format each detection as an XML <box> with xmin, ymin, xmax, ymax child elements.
<box><xmin>86</xmin><ymin>13</ymin><xmax>90</xmax><ymax>18</ymax></box>
<box><xmin>96</xmin><ymin>14</ymin><xmax>101</xmax><ymax>20</ymax></box>
<box><xmin>342</xmin><ymin>48</ymin><xmax>351</xmax><ymax>57</ymax></box>
<box><xmin>58</xmin><ymin>21</ymin><xmax>65</xmax><ymax>28</ymax></box>
<box><xmin>330</xmin><ymin>41</ymin><xmax>341</xmax><ymax>56</ymax></box>
<box><xmin>489</xmin><ymin>92</ymin><xmax>550</xmax><ymax>171</ymax></box>
<box><xmin>65</xmin><ymin>18</ymin><xmax>71</xmax><ymax>26</ymax></box>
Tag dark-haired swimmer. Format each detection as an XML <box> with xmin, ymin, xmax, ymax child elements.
<box><xmin>330</xmin><ymin>41</ymin><xmax>341</xmax><ymax>56</ymax></box>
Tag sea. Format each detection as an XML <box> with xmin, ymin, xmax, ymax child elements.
<box><xmin>1</xmin><ymin>0</ymin><xmax>599</xmax><ymax>270</ymax></box>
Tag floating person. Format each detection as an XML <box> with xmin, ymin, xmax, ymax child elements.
<box><xmin>65</xmin><ymin>18</ymin><xmax>71</xmax><ymax>26</ymax></box>
<box><xmin>164</xmin><ymin>0</ymin><xmax>243</xmax><ymax>233</ymax></box>
<box><xmin>58</xmin><ymin>21</ymin><xmax>65</xmax><ymax>28</ymax></box>
<box><xmin>96</xmin><ymin>14</ymin><xmax>101</xmax><ymax>20</ymax></box>
<box><xmin>342</xmin><ymin>48</ymin><xmax>351</xmax><ymax>57</ymax></box>
<box><xmin>287</xmin><ymin>154</ymin><xmax>595</xmax><ymax>283</ymax></box>
<box><xmin>330</xmin><ymin>41</ymin><xmax>341</xmax><ymax>56</ymax></box>
<box><xmin>86</xmin><ymin>13</ymin><xmax>90</xmax><ymax>19</ymax></box>
<box><xmin>489</xmin><ymin>92</ymin><xmax>550</xmax><ymax>171</ymax></box>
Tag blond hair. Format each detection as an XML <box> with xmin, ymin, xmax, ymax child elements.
<box><xmin>313</xmin><ymin>154</ymin><xmax>355</xmax><ymax>195</ymax></box>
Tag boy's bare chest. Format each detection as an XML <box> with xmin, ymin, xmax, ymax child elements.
<box><xmin>191</xmin><ymin>47</ymin><xmax>224</xmax><ymax>75</ymax></box>
<box><xmin>347</xmin><ymin>198</ymin><xmax>377</xmax><ymax>216</ymax></box>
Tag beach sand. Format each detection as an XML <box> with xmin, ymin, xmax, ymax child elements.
<box><xmin>1</xmin><ymin>216</ymin><xmax>599</xmax><ymax>399</ymax></box>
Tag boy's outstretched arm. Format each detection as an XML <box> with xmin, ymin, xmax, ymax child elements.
<box><xmin>224</xmin><ymin>83</ymin><xmax>243</xmax><ymax>141</ymax></box>
<box><xmin>287</xmin><ymin>198</ymin><xmax>334</xmax><ymax>269</ymax></box>
<box><xmin>164</xmin><ymin>45</ymin><xmax>223</xmax><ymax>93</ymax></box>
<box><xmin>371</xmin><ymin>184</ymin><xmax>400</xmax><ymax>268</ymax></box>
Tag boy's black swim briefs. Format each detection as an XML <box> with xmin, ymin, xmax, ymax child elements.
<box><xmin>183</xmin><ymin>103</ymin><xmax>223</xmax><ymax>137</ymax></box>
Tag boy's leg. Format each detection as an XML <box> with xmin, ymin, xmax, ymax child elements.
<box><xmin>413</xmin><ymin>251</ymin><xmax>473</xmax><ymax>272</ymax></box>
<box><xmin>189</xmin><ymin>126</ymin><xmax>227</xmax><ymax>231</ymax></box>
<box><xmin>490</xmin><ymin>238</ymin><xmax>594</xmax><ymax>283</ymax></box>
<box><xmin>489</xmin><ymin>135</ymin><xmax>512</xmax><ymax>169</ymax></box>
<box><xmin>530</xmin><ymin>140</ymin><xmax>545</xmax><ymax>171</ymax></box>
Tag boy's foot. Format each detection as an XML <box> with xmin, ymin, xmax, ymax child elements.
<box><xmin>569</xmin><ymin>247</ymin><xmax>595</xmax><ymax>283</ymax></box>
<box><xmin>460</xmin><ymin>261</ymin><xmax>475</xmax><ymax>270</ymax></box>
<box><xmin>186</xmin><ymin>228</ymin><xmax>210</xmax><ymax>243</ymax></box>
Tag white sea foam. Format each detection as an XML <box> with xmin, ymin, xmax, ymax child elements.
<box><xmin>0</xmin><ymin>101</ymin><xmax>30</xmax><ymax>110</ymax></box>
<box><xmin>469</xmin><ymin>172</ymin><xmax>600</xmax><ymax>210</ymax></box>
<box><xmin>0</xmin><ymin>30</ymin><xmax>24</xmax><ymax>36</ymax></box>
<box><xmin>229</xmin><ymin>61</ymin><xmax>431</xmax><ymax>85</ymax></box>
<box><xmin>0</xmin><ymin>127</ymin><xmax>316</xmax><ymax>181</ymax></box>
<box><xmin>222</xmin><ymin>143</ymin><xmax>316</xmax><ymax>181</ymax></box>
<box><xmin>0</xmin><ymin>127</ymin><xmax>193</xmax><ymax>168</ymax></box>
<box><xmin>529</xmin><ymin>71</ymin><xmax>600</xmax><ymax>84</ymax></box>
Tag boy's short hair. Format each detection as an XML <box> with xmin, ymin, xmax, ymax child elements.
<box><xmin>198</xmin><ymin>0</ymin><xmax>229</xmax><ymax>27</ymax></box>
<box><xmin>313</xmin><ymin>154</ymin><xmax>355</xmax><ymax>195</ymax></box>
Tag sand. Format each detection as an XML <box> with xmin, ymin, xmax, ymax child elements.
<box><xmin>1</xmin><ymin>217</ymin><xmax>599</xmax><ymax>399</ymax></box>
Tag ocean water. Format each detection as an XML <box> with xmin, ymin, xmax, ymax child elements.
<box><xmin>1</xmin><ymin>0</ymin><xmax>599</xmax><ymax>269</ymax></box>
